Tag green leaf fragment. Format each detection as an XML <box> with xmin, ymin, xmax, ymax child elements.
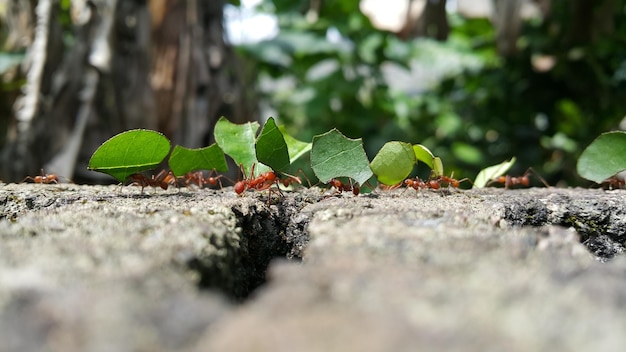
<box><xmin>370</xmin><ymin>141</ymin><xmax>416</xmax><ymax>185</ymax></box>
<box><xmin>168</xmin><ymin>144</ymin><xmax>228</xmax><ymax>177</ymax></box>
<box><xmin>413</xmin><ymin>144</ymin><xmax>435</xmax><ymax>170</ymax></box>
<box><xmin>255</xmin><ymin>117</ymin><xmax>290</xmax><ymax>172</ymax></box>
<box><xmin>432</xmin><ymin>157</ymin><xmax>444</xmax><ymax>177</ymax></box>
<box><xmin>412</xmin><ymin>144</ymin><xmax>444</xmax><ymax>176</ymax></box>
<box><xmin>279</xmin><ymin>125</ymin><xmax>312</xmax><ymax>163</ymax></box>
<box><xmin>310</xmin><ymin>129</ymin><xmax>373</xmax><ymax>186</ymax></box>
<box><xmin>473</xmin><ymin>157</ymin><xmax>516</xmax><ymax>188</ymax></box>
<box><xmin>88</xmin><ymin>129</ymin><xmax>171</xmax><ymax>182</ymax></box>
<box><xmin>214</xmin><ymin>116</ymin><xmax>268</xmax><ymax>176</ymax></box>
<box><xmin>577</xmin><ymin>131</ymin><xmax>626</xmax><ymax>183</ymax></box>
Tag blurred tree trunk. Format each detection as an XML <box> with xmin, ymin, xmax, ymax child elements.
<box><xmin>564</xmin><ymin>0</ymin><xmax>616</xmax><ymax>46</ymax></box>
<box><xmin>399</xmin><ymin>0</ymin><xmax>449</xmax><ymax>41</ymax></box>
<box><xmin>0</xmin><ymin>0</ymin><xmax>253</xmax><ymax>183</ymax></box>
<box><xmin>492</xmin><ymin>0</ymin><xmax>524</xmax><ymax>56</ymax></box>
<box><xmin>149</xmin><ymin>0</ymin><xmax>253</xmax><ymax>149</ymax></box>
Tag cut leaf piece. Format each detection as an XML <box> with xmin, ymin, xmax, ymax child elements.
<box><xmin>310</xmin><ymin>129</ymin><xmax>373</xmax><ymax>186</ymax></box>
<box><xmin>577</xmin><ymin>131</ymin><xmax>626</xmax><ymax>183</ymax></box>
<box><xmin>168</xmin><ymin>144</ymin><xmax>228</xmax><ymax>177</ymax></box>
<box><xmin>88</xmin><ymin>129</ymin><xmax>171</xmax><ymax>182</ymax></box>
<box><xmin>432</xmin><ymin>157</ymin><xmax>444</xmax><ymax>177</ymax></box>
<box><xmin>214</xmin><ymin>116</ymin><xmax>267</xmax><ymax>175</ymax></box>
<box><xmin>279</xmin><ymin>125</ymin><xmax>312</xmax><ymax>163</ymax></box>
<box><xmin>473</xmin><ymin>157</ymin><xmax>516</xmax><ymax>188</ymax></box>
<box><xmin>413</xmin><ymin>144</ymin><xmax>435</xmax><ymax>170</ymax></box>
<box><xmin>370</xmin><ymin>141</ymin><xmax>416</xmax><ymax>185</ymax></box>
<box><xmin>255</xmin><ymin>117</ymin><xmax>290</xmax><ymax>172</ymax></box>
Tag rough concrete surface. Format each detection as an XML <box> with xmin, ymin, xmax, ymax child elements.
<box><xmin>1</xmin><ymin>183</ymin><xmax>626</xmax><ymax>351</ymax></box>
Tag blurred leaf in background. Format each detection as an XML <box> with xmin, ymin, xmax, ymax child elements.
<box><xmin>229</xmin><ymin>0</ymin><xmax>626</xmax><ymax>186</ymax></box>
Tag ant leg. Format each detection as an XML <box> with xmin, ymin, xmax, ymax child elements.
<box><xmin>279</xmin><ymin>171</ymin><xmax>303</xmax><ymax>189</ymax></box>
<box><xmin>205</xmin><ymin>169</ymin><xmax>235</xmax><ymax>190</ymax></box>
<box><xmin>131</xmin><ymin>174</ymin><xmax>149</xmax><ymax>194</ymax></box>
<box><xmin>457</xmin><ymin>177</ymin><xmax>473</xmax><ymax>188</ymax></box>
<box><xmin>249</xmin><ymin>163</ymin><xmax>256</xmax><ymax>180</ymax></box>
<box><xmin>193</xmin><ymin>171</ymin><xmax>205</xmax><ymax>189</ymax></box>
<box><xmin>136</xmin><ymin>182</ymin><xmax>146</xmax><ymax>194</ymax></box>
<box><xmin>525</xmin><ymin>167</ymin><xmax>550</xmax><ymax>188</ymax></box>
<box><xmin>154</xmin><ymin>169</ymin><xmax>166</xmax><ymax>180</ymax></box>
<box><xmin>361</xmin><ymin>179</ymin><xmax>378</xmax><ymax>194</ymax></box>
<box><xmin>449</xmin><ymin>178</ymin><xmax>472</xmax><ymax>196</ymax></box>
<box><xmin>46</xmin><ymin>176</ymin><xmax>59</xmax><ymax>184</ymax></box>
<box><xmin>348</xmin><ymin>178</ymin><xmax>360</xmax><ymax>196</ymax></box>
<box><xmin>320</xmin><ymin>179</ymin><xmax>342</xmax><ymax>199</ymax></box>
<box><xmin>378</xmin><ymin>182</ymin><xmax>403</xmax><ymax>194</ymax></box>
<box><xmin>284</xmin><ymin>168</ymin><xmax>313</xmax><ymax>188</ymax></box>
<box><xmin>504</xmin><ymin>175</ymin><xmax>511</xmax><ymax>190</ymax></box>
<box><xmin>296</xmin><ymin>168</ymin><xmax>313</xmax><ymax>188</ymax></box>
<box><xmin>20</xmin><ymin>176</ymin><xmax>35</xmax><ymax>183</ymax></box>
<box><xmin>185</xmin><ymin>171</ymin><xmax>204</xmax><ymax>190</ymax></box>
<box><xmin>398</xmin><ymin>180</ymin><xmax>412</xmax><ymax>196</ymax></box>
<box><xmin>162</xmin><ymin>171</ymin><xmax>181</xmax><ymax>192</ymax></box>
<box><xmin>271</xmin><ymin>185</ymin><xmax>285</xmax><ymax>204</ymax></box>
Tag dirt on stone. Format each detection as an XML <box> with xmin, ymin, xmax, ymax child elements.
<box><xmin>1</xmin><ymin>183</ymin><xmax>626</xmax><ymax>351</ymax></box>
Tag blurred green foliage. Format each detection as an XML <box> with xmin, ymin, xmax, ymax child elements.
<box><xmin>430</xmin><ymin>2</ymin><xmax>626</xmax><ymax>185</ymax></box>
<box><xmin>238</xmin><ymin>1</ymin><xmax>400</xmax><ymax>151</ymax></box>
<box><xmin>235</xmin><ymin>0</ymin><xmax>626</xmax><ymax>186</ymax></box>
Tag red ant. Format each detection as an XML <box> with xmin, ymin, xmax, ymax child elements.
<box><xmin>430</xmin><ymin>173</ymin><xmax>471</xmax><ymax>189</ymax></box>
<box><xmin>403</xmin><ymin>177</ymin><xmax>436</xmax><ymax>190</ymax></box>
<box><xmin>601</xmin><ymin>176</ymin><xmax>625</xmax><ymax>190</ymax></box>
<box><xmin>233</xmin><ymin>164</ymin><xmax>253</xmax><ymax>194</ymax></box>
<box><xmin>21</xmin><ymin>169</ymin><xmax>65</xmax><ymax>184</ymax></box>
<box><xmin>249</xmin><ymin>171</ymin><xmax>278</xmax><ymax>191</ymax></box>
<box><xmin>162</xmin><ymin>171</ymin><xmax>181</xmax><ymax>188</ymax></box>
<box><xmin>234</xmin><ymin>165</ymin><xmax>275</xmax><ymax>195</ymax></box>
<box><xmin>235</xmin><ymin>164</ymin><xmax>302</xmax><ymax>194</ymax></box>
<box><xmin>204</xmin><ymin>170</ymin><xmax>227</xmax><ymax>188</ymax></box>
<box><xmin>403</xmin><ymin>172</ymin><xmax>469</xmax><ymax>191</ymax></box>
<box><xmin>182</xmin><ymin>170</ymin><xmax>228</xmax><ymax>189</ymax></box>
<box><xmin>487</xmin><ymin>168</ymin><xmax>549</xmax><ymax>189</ymax></box>
<box><xmin>127</xmin><ymin>170</ymin><xmax>171</xmax><ymax>193</ymax></box>
<box><xmin>180</xmin><ymin>171</ymin><xmax>203</xmax><ymax>188</ymax></box>
<box><xmin>328</xmin><ymin>178</ymin><xmax>360</xmax><ymax>196</ymax></box>
<box><xmin>280</xmin><ymin>169</ymin><xmax>310</xmax><ymax>188</ymax></box>
<box><xmin>22</xmin><ymin>173</ymin><xmax>58</xmax><ymax>184</ymax></box>
<box><xmin>234</xmin><ymin>164</ymin><xmax>301</xmax><ymax>204</ymax></box>
<box><xmin>281</xmin><ymin>176</ymin><xmax>300</xmax><ymax>188</ymax></box>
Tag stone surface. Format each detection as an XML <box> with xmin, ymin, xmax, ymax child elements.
<box><xmin>1</xmin><ymin>184</ymin><xmax>626</xmax><ymax>351</ymax></box>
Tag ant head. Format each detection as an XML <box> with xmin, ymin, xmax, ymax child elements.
<box><xmin>456</xmin><ymin>177</ymin><xmax>473</xmax><ymax>188</ymax></box>
<box><xmin>234</xmin><ymin>181</ymin><xmax>246</xmax><ymax>194</ymax></box>
<box><xmin>330</xmin><ymin>179</ymin><xmax>343</xmax><ymax>188</ymax></box>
